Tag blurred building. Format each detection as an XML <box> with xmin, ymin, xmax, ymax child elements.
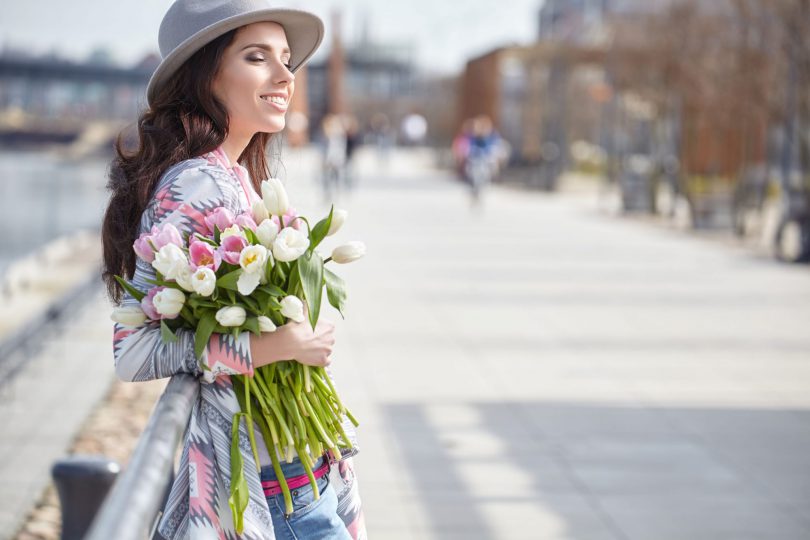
<box><xmin>536</xmin><ymin>0</ymin><xmax>727</xmax><ymax>44</ymax></box>
<box><xmin>464</xmin><ymin>0</ymin><xmax>768</xmax><ymax>179</ymax></box>
<box><xmin>306</xmin><ymin>34</ymin><xmax>418</xmax><ymax>142</ymax></box>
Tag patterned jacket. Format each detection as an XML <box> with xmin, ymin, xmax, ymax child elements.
<box><xmin>112</xmin><ymin>147</ymin><xmax>364</xmax><ymax>539</ymax></box>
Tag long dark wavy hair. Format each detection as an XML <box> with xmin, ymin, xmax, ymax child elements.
<box><xmin>102</xmin><ymin>28</ymin><xmax>279</xmax><ymax>304</ymax></box>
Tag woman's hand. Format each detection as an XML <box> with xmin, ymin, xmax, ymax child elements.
<box><xmin>250</xmin><ymin>314</ymin><xmax>335</xmax><ymax>368</ymax></box>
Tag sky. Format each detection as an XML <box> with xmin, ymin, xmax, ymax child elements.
<box><xmin>1</xmin><ymin>0</ymin><xmax>545</xmax><ymax>75</ymax></box>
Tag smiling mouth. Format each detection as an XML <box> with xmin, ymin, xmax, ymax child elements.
<box><xmin>260</xmin><ymin>95</ymin><xmax>288</xmax><ymax>107</ymax></box>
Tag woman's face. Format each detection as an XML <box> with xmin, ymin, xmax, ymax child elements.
<box><xmin>213</xmin><ymin>21</ymin><xmax>295</xmax><ymax>138</ymax></box>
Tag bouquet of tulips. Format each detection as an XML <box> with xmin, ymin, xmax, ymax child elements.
<box><xmin>112</xmin><ymin>178</ymin><xmax>364</xmax><ymax>529</ymax></box>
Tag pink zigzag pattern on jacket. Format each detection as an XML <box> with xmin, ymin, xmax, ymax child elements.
<box><xmin>207</xmin><ymin>334</ymin><xmax>253</xmax><ymax>377</ymax></box>
<box><xmin>152</xmin><ymin>183</ymin><xmax>213</xmax><ymax>237</ymax></box>
<box><xmin>187</xmin><ymin>441</ymin><xmax>220</xmax><ymax>527</ymax></box>
<box><xmin>113</xmin><ymin>326</ymin><xmax>137</xmax><ymax>347</ymax></box>
<box><xmin>152</xmin><ymin>183</ymin><xmax>182</xmax><ymax>223</ymax></box>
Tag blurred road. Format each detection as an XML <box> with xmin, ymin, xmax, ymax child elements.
<box><xmin>3</xmin><ymin>146</ymin><xmax>810</xmax><ymax>540</ymax></box>
<box><xmin>286</xmin><ymin>147</ymin><xmax>810</xmax><ymax>540</ymax></box>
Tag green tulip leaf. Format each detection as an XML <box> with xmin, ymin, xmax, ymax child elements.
<box><xmin>243</xmin><ymin>316</ymin><xmax>261</xmax><ymax>336</ymax></box>
<box><xmin>298</xmin><ymin>251</ymin><xmax>323</xmax><ymax>330</ymax></box>
<box><xmin>160</xmin><ymin>319</ymin><xmax>179</xmax><ymax>343</ymax></box>
<box><xmin>114</xmin><ymin>275</ymin><xmax>146</xmax><ymax>302</ymax></box>
<box><xmin>216</xmin><ymin>269</ymin><xmax>243</xmax><ymax>291</ymax></box>
<box><xmin>258</xmin><ymin>284</ymin><xmax>286</xmax><ymax>297</ymax></box>
<box><xmin>194</xmin><ymin>312</ymin><xmax>218</xmax><ymax>359</ymax></box>
<box><xmin>324</xmin><ymin>268</ymin><xmax>347</xmax><ymax>318</ymax></box>
<box><xmin>309</xmin><ymin>206</ymin><xmax>334</xmax><ymax>251</ymax></box>
<box><xmin>229</xmin><ymin>413</ymin><xmax>249</xmax><ymax>534</ymax></box>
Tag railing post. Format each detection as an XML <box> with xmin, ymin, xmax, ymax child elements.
<box><xmin>84</xmin><ymin>374</ymin><xmax>199</xmax><ymax>540</ymax></box>
<box><xmin>51</xmin><ymin>456</ymin><xmax>120</xmax><ymax>540</ymax></box>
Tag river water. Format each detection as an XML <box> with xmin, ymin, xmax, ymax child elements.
<box><xmin>0</xmin><ymin>149</ymin><xmax>110</xmax><ymax>277</ymax></box>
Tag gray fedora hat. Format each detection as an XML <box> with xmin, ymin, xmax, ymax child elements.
<box><xmin>147</xmin><ymin>0</ymin><xmax>324</xmax><ymax>107</ymax></box>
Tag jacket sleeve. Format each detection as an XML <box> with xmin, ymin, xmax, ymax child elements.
<box><xmin>112</xmin><ymin>164</ymin><xmax>255</xmax><ymax>383</ymax></box>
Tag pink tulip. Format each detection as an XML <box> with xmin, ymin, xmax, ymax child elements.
<box><xmin>235</xmin><ymin>213</ymin><xmax>258</xmax><ymax>231</ymax></box>
<box><xmin>205</xmin><ymin>207</ymin><xmax>235</xmax><ymax>234</ymax></box>
<box><xmin>133</xmin><ymin>233</ymin><xmax>156</xmax><ymax>263</ymax></box>
<box><xmin>189</xmin><ymin>240</ymin><xmax>222</xmax><ymax>271</ymax></box>
<box><xmin>218</xmin><ymin>234</ymin><xmax>247</xmax><ymax>265</ymax></box>
<box><xmin>141</xmin><ymin>287</ymin><xmax>161</xmax><ymax>320</ymax></box>
<box><xmin>151</xmin><ymin>223</ymin><xmax>184</xmax><ymax>250</ymax></box>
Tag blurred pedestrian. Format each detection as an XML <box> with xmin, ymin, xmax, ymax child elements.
<box><xmin>343</xmin><ymin>114</ymin><xmax>361</xmax><ymax>191</ymax></box>
<box><xmin>369</xmin><ymin>112</ymin><xmax>393</xmax><ymax>167</ymax></box>
<box><xmin>100</xmin><ymin>1</ymin><xmax>366</xmax><ymax>539</ymax></box>
<box><xmin>320</xmin><ymin>113</ymin><xmax>347</xmax><ymax>201</ymax></box>
<box><xmin>455</xmin><ymin>115</ymin><xmax>509</xmax><ymax>205</ymax></box>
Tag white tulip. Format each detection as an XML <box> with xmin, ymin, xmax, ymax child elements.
<box><xmin>255</xmin><ymin>219</ymin><xmax>279</xmax><ymax>249</ymax></box>
<box><xmin>252</xmin><ymin>199</ymin><xmax>270</xmax><ymax>223</ymax></box>
<box><xmin>272</xmin><ymin>227</ymin><xmax>310</xmax><ymax>262</ymax></box>
<box><xmin>152</xmin><ymin>244</ymin><xmax>189</xmax><ymax>280</ymax></box>
<box><xmin>221</xmin><ymin>224</ymin><xmax>246</xmax><ymax>240</ymax></box>
<box><xmin>175</xmin><ymin>264</ymin><xmax>195</xmax><ymax>292</ymax></box>
<box><xmin>261</xmin><ymin>177</ymin><xmax>289</xmax><ymax>216</ymax></box>
<box><xmin>215</xmin><ymin>306</ymin><xmax>246</xmax><ymax>327</ymax></box>
<box><xmin>280</xmin><ymin>295</ymin><xmax>305</xmax><ymax>323</ymax></box>
<box><xmin>327</xmin><ymin>209</ymin><xmax>348</xmax><ymax>236</ymax></box>
<box><xmin>191</xmin><ymin>267</ymin><xmax>217</xmax><ymax>296</ymax></box>
<box><xmin>237</xmin><ymin>270</ymin><xmax>261</xmax><ymax>295</ymax></box>
<box><xmin>152</xmin><ymin>288</ymin><xmax>185</xmax><ymax>318</ymax></box>
<box><xmin>257</xmin><ymin>316</ymin><xmax>277</xmax><ymax>332</ymax></box>
<box><xmin>239</xmin><ymin>244</ymin><xmax>268</xmax><ymax>274</ymax></box>
<box><xmin>331</xmin><ymin>241</ymin><xmax>366</xmax><ymax>264</ymax></box>
<box><xmin>110</xmin><ymin>306</ymin><xmax>147</xmax><ymax>327</ymax></box>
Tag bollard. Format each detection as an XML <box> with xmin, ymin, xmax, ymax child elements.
<box><xmin>51</xmin><ymin>455</ymin><xmax>120</xmax><ymax>540</ymax></box>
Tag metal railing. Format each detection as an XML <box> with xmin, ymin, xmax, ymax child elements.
<box><xmin>84</xmin><ymin>374</ymin><xmax>199</xmax><ymax>540</ymax></box>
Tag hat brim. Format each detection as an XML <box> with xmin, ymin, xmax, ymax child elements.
<box><xmin>146</xmin><ymin>8</ymin><xmax>324</xmax><ymax>107</ymax></box>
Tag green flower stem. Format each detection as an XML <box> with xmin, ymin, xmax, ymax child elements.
<box><xmin>179</xmin><ymin>306</ymin><xmax>196</xmax><ymax>326</ymax></box>
<box><xmin>247</xmin><ymin>374</ymin><xmax>272</xmax><ymax>416</ymax></box>
<box><xmin>303</xmin><ymin>410</ymin><xmax>334</xmax><ymax>460</ymax></box>
<box><xmin>344</xmin><ymin>407</ymin><xmax>360</xmax><ymax>428</ymax></box>
<box><xmin>264</xmin><ymin>418</ymin><xmax>294</xmax><ymax>516</ymax></box>
<box><xmin>313</xmin><ymin>384</ymin><xmax>353</xmax><ymax>449</ymax></box>
<box><xmin>301</xmin><ymin>393</ymin><xmax>338</xmax><ymax>456</ymax></box>
<box><xmin>285</xmin><ymin>444</ymin><xmax>294</xmax><ymax>463</ymax></box>
<box><xmin>264</xmin><ymin>408</ymin><xmax>280</xmax><ymax>446</ymax></box>
<box><xmin>243</xmin><ymin>376</ymin><xmax>261</xmax><ymax>473</ymax></box>
<box><xmin>307</xmin><ymin>390</ymin><xmax>335</xmax><ymax>432</ymax></box>
<box><xmin>304</xmin><ymin>365</ymin><xmax>312</xmax><ymax>393</ymax></box>
<box><xmin>293</xmin><ymin>366</ymin><xmax>303</xmax><ymax>395</ymax></box>
<box><xmin>281</xmin><ymin>386</ymin><xmax>307</xmax><ymax>441</ymax></box>
<box><xmin>311</xmin><ymin>380</ymin><xmax>335</xmax><ymax>410</ymax></box>
<box><xmin>247</xmin><ymin>382</ymin><xmax>282</xmax><ymax>449</ymax></box>
<box><xmin>254</xmin><ymin>371</ymin><xmax>295</xmax><ymax>447</ymax></box>
<box><xmin>319</xmin><ymin>368</ymin><xmax>346</xmax><ymax>415</ymax></box>
<box><xmin>294</xmin><ymin>438</ymin><xmax>320</xmax><ymax>501</ymax></box>
<box><xmin>311</xmin><ymin>370</ymin><xmax>335</xmax><ymax>399</ymax></box>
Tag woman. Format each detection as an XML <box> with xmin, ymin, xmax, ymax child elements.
<box><xmin>101</xmin><ymin>1</ymin><xmax>365</xmax><ymax>538</ymax></box>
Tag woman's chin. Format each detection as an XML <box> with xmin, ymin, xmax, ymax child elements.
<box><xmin>259</xmin><ymin>119</ymin><xmax>286</xmax><ymax>134</ymax></box>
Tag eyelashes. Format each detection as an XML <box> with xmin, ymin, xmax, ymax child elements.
<box><xmin>246</xmin><ymin>55</ymin><xmax>292</xmax><ymax>69</ymax></box>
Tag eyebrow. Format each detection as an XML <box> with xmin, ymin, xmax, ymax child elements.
<box><xmin>240</xmin><ymin>43</ymin><xmax>291</xmax><ymax>55</ymax></box>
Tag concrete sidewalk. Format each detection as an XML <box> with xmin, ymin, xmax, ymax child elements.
<box><xmin>3</xmin><ymin>146</ymin><xmax>809</xmax><ymax>540</ymax></box>
<box><xmin>0</xmin><ymin>286</ymin><xmax>116</xmax><ymax>539</ymax></box>
<box><xmin>284</xmin><ymin>147</ymin><xmax>810</xmax><ymax>539</ymax></box>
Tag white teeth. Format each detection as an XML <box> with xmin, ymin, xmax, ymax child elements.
<box><xmin>261</xmin><ymin>95</ymin><xmax>286</xmax><ymax>106</ymax></box>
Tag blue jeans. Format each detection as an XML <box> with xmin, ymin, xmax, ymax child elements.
<box><xmin>260</xmin><ymin>456</ymin><xmax>353</xmax><ymax>540</ymax></box>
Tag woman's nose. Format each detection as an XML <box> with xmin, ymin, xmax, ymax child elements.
<box><xmin>274</xmin><ymin>62</ymin><xmax>294</xmax><ymax>85</ymax></box>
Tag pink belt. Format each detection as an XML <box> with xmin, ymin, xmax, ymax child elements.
<box><xmin>261</xmin><ymin>457</ymin><xmax>330</xmax><ymax>496</ymax></box>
